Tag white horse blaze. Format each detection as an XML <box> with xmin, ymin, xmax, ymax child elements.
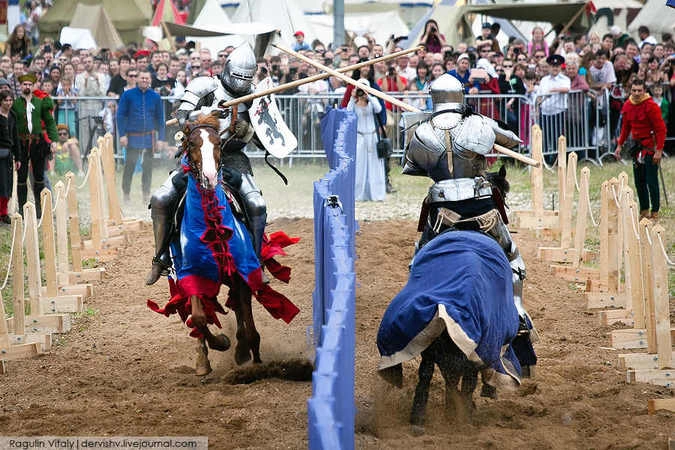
<box><xmin>199</xmin><ymin>129</ymin><xmax>218</xmax><ymax>189</ymax></box>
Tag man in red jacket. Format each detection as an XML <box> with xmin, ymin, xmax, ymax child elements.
<box><xmin>614</xmin><ymin>79</ymin><xmax>666</xmax><ymax>219</ymax></box>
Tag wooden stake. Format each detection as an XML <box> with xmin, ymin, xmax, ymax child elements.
<box><xmin>573</xmin><ymin>167</ymin><xmax>590</xmax><ymax>267</ymax></box>
<box><xmin>96</xmin><ymin>138</ymin><xmax>109</xmax><ymax>239</ymax></box>
<box><xmin>101</xmin><ymin>134</ymin><xmax>122</xmax><ymax>224</ymax></box>
<box><xmin>531</xmin><ymin>125</ymin><xmax>544</xmax><ymax>217</ymax></box>
<box><xmin>649</xmin><ymin>225</ymin><xmax>672</xmax><ymax>369</ymax></box>
<box><xmin>560</xmin><ymin>151</ymin><xmax>576</xmax><ymax>249</ymax></box>
<box><xmin>639</xmin><ymin>219</ymin><xmax>657</xmax><ymax>354</ymax></box>
<box><xmin>623</xmin><ymin>190</ymin><xmax>645</xmax><ymax>328</ymax></box>
<box><xmin>65</xmin><ymin>172</ymin><xmax>83</xmax><ymax>273</ymax></box>
<box><xmin>11</xmin><ymin>214</ymin><xmax>24</xmax><ymax>338</ymax></box>
<box><xmin>599</xmin><ymin>181</ymin><xmax>609</xmax><ymax>291</ymax></box>
<box><xmin>607</xmin><ymin>178</ymin><xmax>620</xmax><ymax>294</ymax></box>
<box><xmin>54</xmin><ymin>181</ymin><xmax>69</xmax><ymax>286</ymax></box>
<box><xmin>88</xmin><ymin>148</ymin><xmax>103</xmax><ymax>250</ymax></box>
<box><xmin>40</xmin><ymin>188</ymin><xmax>57</xmax><ymax>298</ymax></box>
<box><xmin>556</xmin><ymin>136</ymin><xmax>567</xmax><ymax>232</ymax></box>
<box><xmin>22</xmin><ymin>203</ymin><xmax>42</xmax><ymax>316</ymax></box>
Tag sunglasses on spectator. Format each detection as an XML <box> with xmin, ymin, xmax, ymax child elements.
<box><xmin>217</xmin><ymin>54</ymin><xmax>226</xmax><ymax>58</ymax></box>
<box><xmin>192</xmin><ymin>65</ymin><xmax>201</xmax><ymax>70</ymax></box>
<box><xmin>535</xmin><ymin>54</ymin><xmax>545</xmax><ymax>59</ymax></box>
<box><xmin>503</xmin><ymin>64</ymin><xmax>513</xmax><ymax>68</ymax></box>
<box><xmin>58</xmin><ymin>131</ymin><xmax>68</xmax><ymax>136</ymax></box>
<box><xmin>479</xmin><ymin>48</ymin><xmax>490</xmax><ymax>53</ymax></box>
<box><xmin>128</xmin><ymin>73</ymin><xmax>138</xmax><ymax>77</ymax></box>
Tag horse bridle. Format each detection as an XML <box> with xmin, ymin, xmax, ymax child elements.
<box><xmin>183</xmin><ymin>123</ymin><xmax>222</xmax><ymax>176</ymax></box>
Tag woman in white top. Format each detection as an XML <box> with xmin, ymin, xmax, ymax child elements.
<box><xmin>347</xmin><ymin>79</ymin><xmax>386</xmax><ymax>201</ymax></box>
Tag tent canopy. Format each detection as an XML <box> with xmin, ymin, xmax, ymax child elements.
<box><xmin>152</xmin><ymin>0</ymin><xmax>186</xmax><ymax>27</ymax></box>
<box><xmin>68</xmin><ymin>3</ymin><xmax>124</xmax><ymax>50</ymax></box>
<box><xmin>407</xmin><ymin>1</ymin><xmax>594</xmax><ymax>48</ymax></box>
<box><xmin>187</xmin><ymin>0</ymin><xmax>237</xmax><ymax>55</ymax></box>
<box><xmin>39</xmin><ymin>0</ymin><xmax>152</xmax><ymax>44</ymax></box>
<box><xmin>627</xmin><ymin>0</ymin><xmax>675</xmax><ymax>36</ymax></box>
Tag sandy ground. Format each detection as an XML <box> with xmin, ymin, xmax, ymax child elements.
<box><xmin>0</xmin><ymin>217</ymin><xmax>673</xmax><ymax>449</ymax></box>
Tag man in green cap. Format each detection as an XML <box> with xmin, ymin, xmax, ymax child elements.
<box><xmin>12</xmin><ymin>72</ymin><xmax>57</xmax><ymax>217</ymax></box>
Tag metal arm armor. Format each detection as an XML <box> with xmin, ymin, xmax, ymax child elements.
<box><xmin>178</xmin><ymin>76</ymin><xmax>223</xmax><ymax>112</ymax></box>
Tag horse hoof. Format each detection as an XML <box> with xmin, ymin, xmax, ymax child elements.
<box><xmin>195</xmin><ymin>342</ymin><xmax>212</xmax><ymax>376</ymax></box>
<box><xmin>235</xmin><ymin>345</ymin><xmax>252</xmax><ymax>365</ymax></box>
<box><xmin>410</xmin><ymin>425</ymin><xmax>425</xmax><ymax>436</ymax></box>
<box><xmin>207</xmin><ymin>334</ymin><xmax>231</xmax><ymax>352</ymax></box>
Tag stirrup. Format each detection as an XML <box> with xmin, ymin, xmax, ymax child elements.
<box><xmin>145</xmin><ymin>257</ymin><xmax>170</xmax><ymax>285</ymax></box>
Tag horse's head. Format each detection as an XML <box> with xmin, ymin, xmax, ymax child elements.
<box><xmin>486</xmin><ymin>165</ymin><xmax>510</xmax><ymax>224</ymax></box>
<box><xmin>182</xmin><ymin>112</ymin><xmax>221</xmax><ymax>190</ymax></box>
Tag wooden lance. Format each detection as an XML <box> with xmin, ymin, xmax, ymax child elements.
<box><xmin>273</xmin><ymin>43</ymin><xmax>541</xmax><ymax>168</ymax></box>
<box><xmin>165</xmin><ymin>45</ymin><xmax>424</xmax><ymax>126</ymax></box>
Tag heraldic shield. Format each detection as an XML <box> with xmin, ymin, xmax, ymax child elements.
<box><xmin>251</xmin><ymin>77</ymin><xmax>298</xmax><ymax>158</ymax></box>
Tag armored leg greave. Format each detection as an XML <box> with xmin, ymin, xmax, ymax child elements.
<box><xmin>239</xmin><ymin>173</ymin><xmax>266</xmax><ymax>260</ymax></box>
<box><xmin>146</xmin><ymin>171</ymin><xmax>183</xmax><ymax>285</ymax></box>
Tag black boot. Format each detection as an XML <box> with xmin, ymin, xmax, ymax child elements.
<box><xmin>146</xmin><ymin>254</ymin><xmax>171</xmax><ymax>285</ymax></box>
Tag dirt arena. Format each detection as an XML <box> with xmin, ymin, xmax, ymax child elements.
<box><xmin>0</xmin><ymin>217</ymin><xmax>672</xmax><ymax>449</ymax></box>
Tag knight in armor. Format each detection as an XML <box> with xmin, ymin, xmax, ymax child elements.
<box><xmin>146</xmin><ymin>43</ymin><xmax>268</xmax><ymax>285</ymax></box>
<box><xmin>402</xmin><ymin>73</ymin><xmax>537</xmax><ymax>374</ymax></box>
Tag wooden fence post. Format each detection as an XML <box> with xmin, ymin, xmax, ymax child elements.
<box><xmin>101</xmin><ymin>134</ymin><xmax>122</xmax><ymax>224</ymax></box>
<box><xmin>649</xmin><ymin>225</ymin><xmax>672</xmax><ymax>369</ymax></box>
<box><xmin>23</xmin><ymin>202</ymin><xmax>41</xmax><ymax>316</ymax></box>
<box><xmin>54</xmin><ymin>181</ymin><xmax>69</xmax><ymax>286</ymax></box>
<box><xmin>40</xmin><ymin>188</ymin><xmax>57</xmax><ymax>299</ymax></box>
<box><xmin>88</xmin><ymin>148</ymin><xmax>103</xmax><ymax>250</ymax></box>
<box><xmin>639</xmin><ymin>219</ymin><xmax>657</xmax><ymax>354</ymax></box>
<box><xmin>531</xmin><ymin>125</ymin><xmax>544</xmax><ymax>218</ymax></box>
<box><xmin>624</xmin><ymin>190</ymin><xmax>644</xmax><ymax>328</ymax></box>
<box><xmin>556</xmin><ymin>135</ymin><xmax>567</xmax><ymax>230</ymax></box>
<box><xmin>560</xmin><ymin>151</ymin><xmax>576</xmax><ymax>249</ymax></box>
<box><xmin>65</xmin><ymin>172</ymin><xmax>82</xmax><ymax>272</ymax></box>
<box><xmin>0</xmin><ymin>215</ymin><xmax>41</xmax><ymax>359</ymax></box>
<box><xmin>573</xmin><ymin>168</ymin><xmax>590</xmax><ymax>267</ymax></box>
<box><xmin>11</xmin><ymin>214</ymin><xmax>24</xmax><ymax>338</ymax></box>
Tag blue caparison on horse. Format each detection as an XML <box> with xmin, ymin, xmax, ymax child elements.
<box><xmin>377</xmin><ymin>165</ymin><xmax>537</xmax><ymax>432</ymax></box>
<box><xmin>147</xmin><ymin>113</ymin><xmax>300</xmax><ymax>376</ymax></box>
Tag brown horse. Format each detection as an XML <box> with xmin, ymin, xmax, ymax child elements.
<box><xmin>174</xmin><ymin>113</ymin><xmax>262</xmax><ymax>375</ymax></box>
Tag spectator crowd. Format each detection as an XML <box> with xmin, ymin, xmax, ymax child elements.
<box><xmin>0</xmin><ymin>0</ymin><xmax>673</xmax><ymax>209</ymax></box>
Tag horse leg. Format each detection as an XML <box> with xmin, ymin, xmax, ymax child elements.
<box><xmin>195</xmin><ymin>338</ymin><xmax>212</xmax><ymax>376</ymax></box>
<box><xmin>238</xmin><ymin>281</ymin><xmax>261</xmax><ymax>364</ymax></box>
<box><xmin>410</xmin><ymin>346</ymin><xmax>436</xmax><ymax>432</ymax></box>
<box><xmin>436</xmin><ymin>334</ymin><xmax>468</xmax><ymax>423</ymax></box>
<box><xmin>460</xmin><ymin>365</ymin><xmax>478</xmax><ymax>418</ymax></box>
<box><xmin>190</xmin><ymin>295</ymin><xmax>231</xmax><ymax>351</ymax></box>
<box><xmin>231</xmin><ymin>281</ymin><xmax>260</xmax><ymax>365</ymax></box>
<box><xmin>231</xmin><ymin>296</ymin><xmax>251</xmax><ymax>365</ymax></box>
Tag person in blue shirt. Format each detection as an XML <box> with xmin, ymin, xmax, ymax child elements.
<box><xmin>292</xmin><ymin>31</ymin><xmax>311</xmax><ymax>52</ymax></box>
<box><xmin>448</xmin><ymin>53</ymin><xmax>480</xmax><ymax>94</ymax></box>
<box><xmin>117</xmin><ymin>70</ymin><xmax>166</xmax><ymax>203</ymax></box>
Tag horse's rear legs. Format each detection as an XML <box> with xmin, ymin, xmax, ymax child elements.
<box><xmin>410</xmin><ymin>348</ymin><xmax>435</xmax><ymax>432</ymax></box>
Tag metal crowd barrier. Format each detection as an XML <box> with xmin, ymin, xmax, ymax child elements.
<box><xmin>50</xmin><ymin>88</ymin><xmax>622</xmax><ymax>166</ymax></box>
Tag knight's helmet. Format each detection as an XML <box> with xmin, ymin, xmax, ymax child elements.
<box><xmin>221</xmin><ymin>43</ymin><xmax>256</xmax><ymax>95</ymax></box>
<box><xmin>430</xmin><ymin>74</ymin><xmax>464</xmax><ymax>112</ymax></box>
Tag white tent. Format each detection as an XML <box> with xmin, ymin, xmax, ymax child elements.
<box><xmin>59</xmin><ymin>27</ymin><xmax>98</xmax><ymax>50</ymax></box>
<box><xmin>307</xmin><ymin>11</ymin><xmax>410</xmax><ymax>49</ymax></box>
<box><xmin>190</xmin><ymin>0</ymin><xmax>239</xmax><ymax>54</ymax></box>
<box><xmin>232</xmin><ymin>0</ymin><xmax>318</xmax><ymax>48</ymax></box>
<box><xmin>627</xmin><ymin>0</ymin><xmax>675</xmax><ymax>37</ymax></box>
